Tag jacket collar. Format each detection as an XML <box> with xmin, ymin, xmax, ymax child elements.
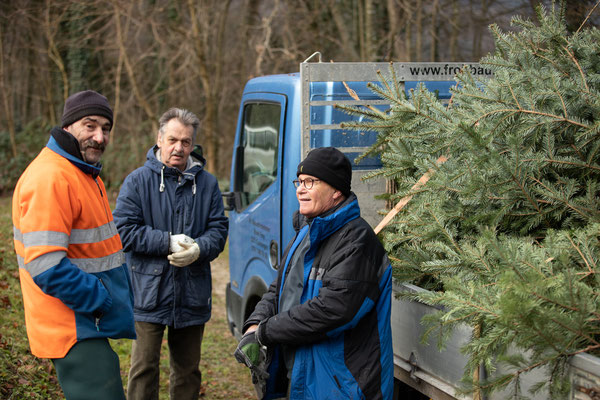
<box><xmin>292</xmin><ymin>193</ymin><xmax>360</xmax><ymax>240</ymax></box>
<box><xmin>47</xmin><ymin>127</ymin><xmax>102</xmax><ymax>178</ymax></box>
<box><xmin>145</xmin><ymin>145</ymin><xmax>205</xmax><ymax>177</ymax></box>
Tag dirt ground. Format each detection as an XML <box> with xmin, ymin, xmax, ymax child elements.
<box><xmin>210</xmin><ymin>254</ymin><xmax>233</xmax><ymax>323</ymax></box>
<box><xmin>200</xmin><ymin>252</ymin><xmax>257</xmax><ymax>399</ymax></box>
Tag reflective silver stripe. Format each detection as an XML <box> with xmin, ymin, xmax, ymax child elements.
<box><xmin>17</xmin><ymin>250</ymin><xmax>125</xmax><ymax>276</ymax></box>
<box><xmin>70</xmin><ymin>251</ymin><xmax>125</xmax><ymax>273</ymax></box>
<box><xmin>17</xmin><ymin>251</ymin><xmax>67</xmax><ymax>277</ymax></box>
<box><xmin>309</xmin><ymin>267</ymin><xmax>325</xmax><ymax>281</ymax></box>
<box><xmin>15</xmin><ymin>226</ymin><xmax>68</xmax><ymax>247</ymax></box>
<box><xmin>13</xmin><ymin>222</ymin><xmax>118</xmax><ymax>248</ymax></box>
<box><xmin>70</xmin><ymin>221</ymin><xmax>119</xmax><ymax>244</ymax></box>
<box><xmin>13</xmin><ymin>226</ymin><xmax>22</xmax><ymax>242</ymax></box>
<box><xmin>25</xmin><ymin>230</ymin><xmax>69</xmax><ymax>248</ymax></box>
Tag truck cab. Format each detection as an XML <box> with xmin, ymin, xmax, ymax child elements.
<box><xmin>224</xmin><ymin>59</ymin><xmax>457</xmax><ymax>338</ymax></box>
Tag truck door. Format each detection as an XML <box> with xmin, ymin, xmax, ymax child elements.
<box><xmin>228</xmin><ymin>93</ymin><xmax>286</xmax><ymax>328</ymax></box>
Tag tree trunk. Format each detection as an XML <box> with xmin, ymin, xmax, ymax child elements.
<box><xmin>111</xmin><ymin>40</ymin><xmax>124</xmax><ymax>145</ymax></box>
<box><xmin>113</xmin><ymin>0</ymin><xmax>156</xmax><ymax>166</ymax></box>
<box><xmin>364</xmin><ymin>0</ymin><xmax>375</xmax><ymax>61</ymax></box>
<box><xmin>415</xmin><ymin>0</ymin><xmax>422</xmax><ymax>61</ymax></box>
<box><xmin>429</xmin><ymin>0</ymin><xmax>439</xmax><ymax>62</ymax></box>
<box><xmin>386</xmin><ymin>0</ymin><xmax>399</xmax><ymax>60</ymax></box>
<box><xmin>403</xmin><ymin>0</ymin><xmax>412</xmax><ymax>61</ymax></box>
<box><xmin>241</xmin><ymin>0</ymin><xmax>262</xmax><ymax>81</ymax></box>
<box><xmin>253</xmin><ymin>0</ymin><xmax>278</xmax><ymax>77</ymax></box>
<box><xmin>471</xmin><ymin>0</ymin><xmax>489</xmax><ymax>59</ymax></box>
<box><xmin>187</xmin><ymin>0</ymin><xmax>232</xmax><ymax>174</ymax></box>
<box><xmin>358</xmin><ymin>0</ymin><xmax>365</xmax><ymax>60</ymax></box>
<box><xmin>0</xmin><ymin>29</ymin><xmax>16</xmax><ymax>158</ymax></box>
<box><xmin>329</xmin><ymin>0</ymin><xmax>359</xmax><ymax>60</ymax></box>
<box><xmin>449</xmin><ymin>0</ymin><xmax>459</xmax><ymax>60</ymax></box>
<box><xmin>44</xmin><ymin>3</ymin><xmax>69</xmax><ymax>102</ymax></box>
<box><xmin>113</xmin><ymin>1</ymin><xmax>156</xmax><ymax>133</ymax></box>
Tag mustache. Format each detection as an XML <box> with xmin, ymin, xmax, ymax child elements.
<box><xmin>81</xmin><ymin>139</ymin><xmax>106</xmax><ymax>152</ymax></box>
<box><xmin>170</xmin><ymin>150</ymin><xmax>184</xmax><ymax>157</ymax></box>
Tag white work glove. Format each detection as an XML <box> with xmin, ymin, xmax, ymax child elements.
<box><xmin>168</xmin><ymin>241</ymin><xmax>200</xmax><ymax>267</ymax></box>
<box><xmin>170</xmin><ymin>234</ymin><xmax>195</xmax><ymax>253</ymax></box>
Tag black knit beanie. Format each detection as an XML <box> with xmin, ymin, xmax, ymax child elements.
<box><xmin>61</xmin><ymin>90</ymin><xmax>114</xmax><ymax>130</ymax></box>
<box><xmin>297</xmin><ymin>147</ymin><xmax>352</xmax><ymax>196</ymax></box>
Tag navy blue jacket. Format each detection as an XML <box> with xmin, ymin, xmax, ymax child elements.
<box><xmin>245</xmin><ymin>194</ymin><xmax>393</xmax><ymax>399</ymax></box>
<box><xmin>114</xmin><ymin>146</ymin><xmax>228</xmax><ymax>327</ymax></box>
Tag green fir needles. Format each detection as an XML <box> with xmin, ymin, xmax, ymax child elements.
<box><xmin>340</xmin><ymin>5</ymin><xmax>600</xmax><ymax>399</ymax></box>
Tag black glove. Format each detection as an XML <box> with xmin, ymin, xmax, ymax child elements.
<box><xmin>234</xmin><ymin>330</ymin><xmax>261</xmax><ymax>367</ymax></box>
<box><xmin>234</xmin><ymin>328</ymin><xmax>270</xmax><ymax>398</ymax></box>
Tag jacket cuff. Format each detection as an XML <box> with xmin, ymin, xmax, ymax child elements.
<box><xmin>163</xmin><ymin>231</ymin><xmax>171</xmax><ymax>255</ymax></box>
<box><xmin>256</xmin><ymin>320</ymin><xmax>269</xmax><ymax>346</ymax></box>
<box><xmin>242</xmin><ymin>318</ymin><xmax>260</xmax><ymax>334</ymax></box>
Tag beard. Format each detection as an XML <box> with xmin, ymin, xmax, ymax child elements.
<box><xmin>80</xmin><ymin>139</ymin><xmax>106</xmax><ymax>163</ymax></box>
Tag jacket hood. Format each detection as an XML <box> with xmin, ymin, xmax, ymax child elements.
<box><xmin>145</xmin><ymin>145</ymin><xmax>206</xmax><ymax>174</ymax></box>
<box><xmin>144</xmin><ymin>145</ymin><xmax>206</xmax><ymax>194</ymax></box>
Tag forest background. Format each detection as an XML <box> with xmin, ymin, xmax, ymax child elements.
<box><xmin>1</xmin><ymin>0</ymin><xmax>598</xmax><ymax>195</ymax></box>
<box><xmin>1</xmin><ymin>1</ymin><xmax>600</xmax><ymax>398</ymax></box>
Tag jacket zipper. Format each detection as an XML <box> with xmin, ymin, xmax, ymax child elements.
<box><xmin>93</xmin><ymin>179</ymin><xmax>110</xmax><ymax>333</ymax></box>
<box><xmin>94</xmin><ymin>278</ymin><xmax>110</xmax><ymax>332</ymax></box>
<box><xmin>94</xmin><ymin>178</ymin><xmax>110</xmax><ymax>223</ymax></box>
<box><xmin>333</xmin><ymin>375</ymin><xmax>342</xmax><ymax>389</ymax></box>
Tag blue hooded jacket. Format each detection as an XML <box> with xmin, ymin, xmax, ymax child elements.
<box><xmin>245</xmin><ymin>194</ymin><xmax>393</xmax><ymax>399</ymax></box>
<box><xmin>113</xmin><ymin>146</ymin><xmax>228</xmax><ymax>327</ymax></box>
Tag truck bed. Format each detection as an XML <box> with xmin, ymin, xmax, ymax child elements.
<box><xmin>392</xmin><ymin>282</ymin><xmax>600</xmax><ymax>400</ymax></box>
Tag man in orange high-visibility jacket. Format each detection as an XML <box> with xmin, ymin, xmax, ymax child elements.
<box><xmin>12</xmin><ymin>90</ymin><xmax>136</xmax><ymax>399</ymax></box>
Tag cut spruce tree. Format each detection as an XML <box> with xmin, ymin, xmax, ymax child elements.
<box><xmin>339</xmin><ymin>5</ymin><xmax>600</xmax><ymax>399</ymax></box>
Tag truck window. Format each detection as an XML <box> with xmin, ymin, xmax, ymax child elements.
<box><xmin>239</xmin><ymin>102</ymin><xmax>280</xmax><ymax>208</ymax></box>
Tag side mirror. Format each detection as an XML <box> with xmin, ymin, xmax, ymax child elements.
<box><xmin>222</xmin><ymin>191</ymin><xmax>235</xmax><ymax>211</ymax></box>
<box><xmin>222</xmin><ymin>191</ymin><xmax>241</xmax><ymax>212</ymax></box>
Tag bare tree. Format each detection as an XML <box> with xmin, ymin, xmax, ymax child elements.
<box><xmin>329</xmin><ymin>0</ymin><xmax>360</xmax><ymax>60</ymax></box>
<box><xmin>403</xmin><ymin>0</ymin><xmax>413</xmax><ymax>61</ymax></box>
<box><xmin>0</xmin><ymin>28</ymin><xmax>16</xmax><ymax>158</ymax></box>
<box><xmin>430</xmin><ymin>0</ymin><xmax>439</xmax><ymax>61</ymax></box>
<box><xmin>449</xmin><ymin>0</ymin><xmax>459</xmax><ymax>60</ymax></box>
<box><xmin>187</xmin><ymin>0</ymin><xmax>232</xmax><ymax>174</ymax></box>
<box><xmin>2</xmin><ymin>0</ymin><xmax>596</xmax><ymax>192</ymax></box>
<box><xmin>415</xmin><ymin>0</ymin><xmax>423</xmax><ymax>61</ymax></box>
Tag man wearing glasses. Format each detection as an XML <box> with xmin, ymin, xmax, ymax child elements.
<box><xmin>235</xmin><ymin>147</ymin><xmax>393</xmax><ymax>399</ymax></box>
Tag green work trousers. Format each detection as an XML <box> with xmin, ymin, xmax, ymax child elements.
<box><xmin>51</xmin><ymin>338</ymin><xmax>126</xmax><ymax>400</ymax></box>
<box><xmin>127</xmin><ymin>321</ymin><xmax>205</xmax><ymax>400</ymax></box>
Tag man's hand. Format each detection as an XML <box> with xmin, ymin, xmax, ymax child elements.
<box><xmin>234</xmin><ymin>328</ymin><xmax>270</xmax><ymax>396</ymax></box>
<box><xmin>234</xmin><ymin>330</ymin><xmax>261</xmax><ymax>367</ymax></box>
<box><xmin>168</xmin><ymin>241</ymin><xmax>200</xmax><ymax>267</ymax></box>
<box><xmin>169</xmin><ymin>234</ymin><xmax>194</xmax><ymax>253</ymax></box>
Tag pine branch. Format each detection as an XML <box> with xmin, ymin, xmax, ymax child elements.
<box><xmin>342</xmin><ymin>5</ymin><xmax>600</xmax><ymax>397</ymax></box>
<box><xmin>474</xmin><ymin>108</ymin><xmax>589</xmax><ymax>129</ymax></box>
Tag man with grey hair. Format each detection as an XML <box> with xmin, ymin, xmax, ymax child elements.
<box><xmin>114</xmin><ymin>107</ymin><xmax>228</xmax><ymax>399</ymax></box>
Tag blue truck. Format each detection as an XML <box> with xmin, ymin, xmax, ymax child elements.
<box><xmin>223</xmin><ymin>54</ymin><xmax>600</xmax><ymax>399</ymax></box>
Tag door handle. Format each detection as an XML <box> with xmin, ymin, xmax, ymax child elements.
<box><xmin>269</xmin><ymin>240</ymin><xmax>279</xmax><ymax>270</ymax></box>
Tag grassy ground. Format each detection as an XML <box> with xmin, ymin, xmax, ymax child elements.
<box><xmin>0</xmin><ymin>195</ymin><xmax>254</xmax><ymax>399</ymax></box>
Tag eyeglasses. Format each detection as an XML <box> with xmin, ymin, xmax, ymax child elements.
<box><xmin>292</xmin><ymin>178</ymin><xmax>320</xmax><ymax>189</ymax></box>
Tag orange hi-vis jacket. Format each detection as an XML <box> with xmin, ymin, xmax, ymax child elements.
<box><xmin>12</xmin><ymin>132</ymin><xmax>135</xmax><ymax>358</ymax></box>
